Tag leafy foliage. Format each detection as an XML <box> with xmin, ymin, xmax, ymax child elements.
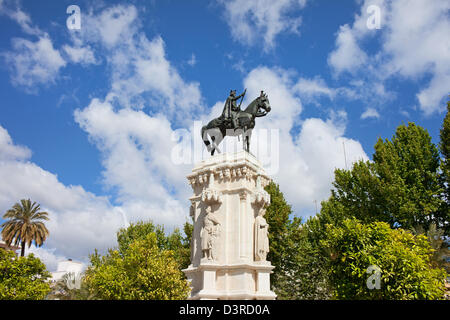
<box><xmin>264</xmin><ymin>182</ymin><xmax>331</xmax><ymax>299</ymax></box>
<box><xmin>264</xmin><ymin>119</ymin><xmax>449</xmax><ymax>299</ymax></box>
<box><xmin>0</xmin><ymin>249</ymin><xmax>51</xmax><ymax>300</ymax></box>
<box><xmin>83</xmin><ymin>222</ymin><xmax>191</xmax><ymax>300</ymax></box>
<box><xmin>1</xmin><ymin>199</ymin><xmax>50</xmax><ymax>256</ymax></box>
<box><xmin>116</xmin><ymin>220</ymin><xmax>191</xmax><ymax>270</ymax></box>
<box><xmin>264</xmin><ymin>182</ymin><xmax>293</xmax><ymax>279</ymax></box>
<box><xmin>324</xmin><ymin>123</ymin><xmax>445</xmax><ymax>234</ymax></box>
<box><xmin>322</xmin><ymin>219</ymin><xmax>446</xmax><ymax>300</ymax></box>
<box><xmin>373</xmin><ymin>123</ymin><xmax>444</xmax><ymax>232</ymax></box>
<box><xmin>439</xmin><ymin>100</ymin><xmax>450</xmax><ymax>235</ymax></box>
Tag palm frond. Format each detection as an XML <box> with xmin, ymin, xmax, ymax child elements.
<box><xmin>1</xmin><ymin>199</ymin><xmax>50</xmax><ymax>255</ymax></box>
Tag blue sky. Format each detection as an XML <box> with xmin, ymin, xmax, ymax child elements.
<box><xmin>0</xmin><ymin>0</ymin><xmax>448</xmax><ymax>270</ymax></box>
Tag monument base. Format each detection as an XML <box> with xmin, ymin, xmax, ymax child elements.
<box><xmin>183</xmin><ymin>261</ymin><xmax>276</xmax><ymax>300</ymax></box>
<box><xmin>183</xmin><ymin>151</ymin><xmax>277</xmax><ymax>300</ymax></box>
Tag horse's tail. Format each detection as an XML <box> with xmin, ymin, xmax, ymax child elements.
<box><xmin>201</xmin><ymin>125</ymin><xmax>212</xmax><ymax>152</ymax></box>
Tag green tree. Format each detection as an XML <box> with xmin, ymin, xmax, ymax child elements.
<box><xmin>84</xmin><ymin>233</ymin><xmax>190</xmax><ymax>300</ymax></box>
<box><xmin>373</xmin><ymin>122</ymin><xmax>444</xmax><ymax>232</ymax></box>
<box><xmin>1</xmin><ymin>199</ymin><xmax>50</xmax><ymax>256</ymax></box>
<box><xmin>278</xmin><ymin>220</ymin><xmax>332</xmax><ymax>300</ymax></box>
<box><xmin>264</xmin><ymin>182</ymin><xmax>293</xmax><ymax>276</ymax></box>
<box><xmin>439</xmin><ymin>100</ymin><xmax>450</xmax><ymax>235</ymax></box>
<box><xmin>323</xmin><ymin>123</ymin><xmax>444</xmax><ymax>233</ymax></box>
<box><xmin>0</xmin><ymin>249</ymin><xmax>51</xmax><ymax>300</ymax></box>
<box><xmin>264</xmin><ymin>182</ymin><xmax>331</xmax><ymax>299</ymax></box>
<box><xmin>116</xmin><ymin>220</ymin><xmax>191</xmax><ymax>270</ymax></box>
<box><xmin>322</xmin><ymin>219</ymin><xmax>446</xmax><ymax>300</ymax></box>
<box><xmin>329</xmin><ymin>161</ymin><xmax>389</xmax><ymax>224</ymax></box>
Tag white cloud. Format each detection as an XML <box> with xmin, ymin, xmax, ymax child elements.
<box><xmin>0</xmin><ymin>1</ymin><xmax>70</xmax><ymax>90</ymax></box>
<box><xmin>69</xmin><ymin>5</ymin><xmax>204</xmax><ymax>123</ymax></box>
<box><xmin>241</xmin><ymin>67</ymin><xmax>368</xmax><ymax>214</ymax></box>
<box><xmin>219</xmin><ymin>0</ymin><xmax>308</xmax><ymax>50</ymax></box>
<box><xmin>0</xmin><ymin>125</ymin><xmax>125</xmax><ymax>269</ymax></box>
<box><xmin>110</xmin><ymin>36</ymin><xmax>203</xmax><ymax>121</ymax></box>
<box><xmin>361</xmin><ymin>107</ymin><xmax>380</xmax><ymax>119</ymax></box>
<box><xmin>0</xmin><ymin>126</ymin><xmax>31</xmax><ymax>161</ymax></box>
<box><xmin>0</xmin><ymin>0</ymin><xmax>43</xmax><ymax>36</ymax></box>
<box><xmin>0</xmin><ymin>5</ymin><xmax>205</xmax><ymax>268</ymax></box>
<box><xmin>328</xmin><ymin>24</ymin><xmax>368</xmax><ymax>75</ymax></box>
<box><xmin>382</xmin><ymin>0</ymin><xmax>450</xmax><ymax>115</ymax></box>
<box><xmin>26</xmin><ymin>246</ymin><xmax>71</xmax><ymax>272</ymax></box>
<box><xmin>3</xmin><ymin>36</ymin><xmax>66</xmax><ymax>89</ymax></box>
<box><xmin>76</xmin><ymin>4</ymin><xmax>139</xmax><ymax>48</ymax></box>
<box><xmin>62</xmin><ymin>44</ymin><xmax>98</xmax><ymax>65</ymax></box>
<box><xmin>0</xmin><ymin>3</ymin><xmax>370</xmax><ymax>269</ymax></box>
<box><xmin>74</xmin><ymin>98</ymin><xmax>192</xmax><ymax>223</ymax></box>
<box><xmin>293</xmin><ymin>76</ymin><xmax>336</xmax><ymax>104</ymax></box>
<box><xmin>328</xmin><ymin>0</ymin><xmax>450</xmax><ymax>115</ymax></box>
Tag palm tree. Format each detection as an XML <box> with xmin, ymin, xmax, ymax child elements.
<box><xmin>1</xmin><ymin>199</ymin><xmax>50</xmax><ymax>256</ymax></box>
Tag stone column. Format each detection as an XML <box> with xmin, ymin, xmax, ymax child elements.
<box><xmin>239</xmin><ymin>191</ymin><xmax>248</xmax><ymax>261</ymax></box>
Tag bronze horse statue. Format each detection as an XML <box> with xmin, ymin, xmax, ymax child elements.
<box><xmin>201</xmin><ymin>91</ymin><xmax>271</xmax><ymax>156</ymax></box>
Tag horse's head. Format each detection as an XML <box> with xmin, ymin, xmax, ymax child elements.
<box><xmin>255</xmin><ymin>91</ymin><xmax>271</xmax><ymax>117</ymax></box>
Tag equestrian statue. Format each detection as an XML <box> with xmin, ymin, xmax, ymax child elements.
<box><xmin>201</xmin><ymin>89</ymin><xmax>271</xmax><ymax>156</ymax></box>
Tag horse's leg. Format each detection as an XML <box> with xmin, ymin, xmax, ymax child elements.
<box><xmin>215</xmin><ymin>135</ymin><xmax>224</xmax><ymax>154</ymax></box>
<box><xmin>245</xmin><ymin>129</ymin><xmax>251</xmax><ymax>153</ymax></box>
<box><xmin>201</xmin><ymin>126</ymin><xmax>212</xmax><ymax>152</ymax></box>
<box><xmin>211</xmin><ymin>136</ymin><xmax>216</xmax><ymax>156</ymax></box>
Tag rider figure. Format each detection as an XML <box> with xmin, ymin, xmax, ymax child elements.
<box><xmin>222</xmin><ymin>89</ymin><xmax>246</xmax><ymax>129</ymax></box>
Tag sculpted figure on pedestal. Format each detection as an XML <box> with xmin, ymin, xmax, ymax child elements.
<box><xmin>254</xmin><ymin>208</ymin><xmax>269</xmax><ymax>262</ymax></box>
<box><xmin>200</xmin><ymin>206</ymin><xmax>221</xmax><ymax>261</ymax></box>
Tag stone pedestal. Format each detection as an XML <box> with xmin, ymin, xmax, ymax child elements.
<box><xmin>183</xmin><ymin>151</ymin><xmax>277</xmax><ymax>300</ymax></box>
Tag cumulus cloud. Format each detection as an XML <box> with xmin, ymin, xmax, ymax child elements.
<box><xmin>74</xmin><ymin>98</ymin><xmax>191</xmax><ymax>228</ymax></box>
<box><xmin>62</xmin><ymin>44</ymin><xmax>98</xmax><ymax>65</ymax></box>
<box><xmin>361</xmin><ymin>107</ymin><xmax>380</xmax><ymax>120</ymax></box>
<box><xmin>68</xmin><ymin>5</ymin><xmax>204</xmax><ymax>123</ymax></box>
<box><xmin>0</xmin><ymin>3</ymin><xmax>370</xmax><ymax>269</ymax></box>
<box><xmin>0</xmin><ymin>125</ymin><xmax>126</xmax><ymax>269</ymax></box>
<box><xmin>328</xmin><ymin>0</ymin><xmax>450</xmax><ymax>115</ymax></box>
<box><xmin>2</xmin><ymin>36</ymin><xmax>66</xmax><ymax>89</ymax></box>
<box><xmin>0</xmin><ymin>0</ymin><xmax>43</xmax><ymax>36</ymax></box>
<box><xmin>219</xmin><ymin>0</ymin><xmax>308</xmax><ymax>50</ymax></box>
<box><xmin>293</xmin><ymin>76</ymin><xmax>337</xmax><ymax>105</ymax></box>
<box><xmin>110</xmin><ymin>36</ymin><xmax>204</xmax><ymax>120</ymax></box>
<box><xmin>0</xmin><ymin>4</ymin><xmax>206</xmax><ymax>268</ymax></box>
<box><xmin>0</xmin><ymin>0</ymin><xmax>69</xmax><ymax>90</ymax></box>
<box><xmin>328</xmin><ymin>24</ymin><xmax>368</xmax><ymax>75</ymax></box>
<box><xmin>241</xmin><ymin>67</ymin><xmax>368</xmax><ymax>214</ymax></box>
<box><xmin>26</xmin><ymin>246</ymin><xmax>69</xmax><ymax>272</ymax></box>
<box><xmin>0</xmin><ymin>126</ymin><xmax>31</xmax><ymax>161</ymax></box>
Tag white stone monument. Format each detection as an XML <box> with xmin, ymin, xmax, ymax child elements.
<box><xmin>183</xmin><ymin>151</ymin><xmax>277</xmax><ymax>300</ymax></box>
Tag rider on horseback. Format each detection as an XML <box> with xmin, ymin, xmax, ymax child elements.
<box><xmin>221</xmin><ymin>89</ymin><xmax>246</xmax><ymax>130</ymax></box>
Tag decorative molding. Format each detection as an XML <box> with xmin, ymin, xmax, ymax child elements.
<box><xmin>201</xmin><ymin>188</ymin><xmax>222</xmax><ymax>205</ymax></box>
<box><xmin>252</xmin><ymin>189</ymin><xmax>270</xmax><ymax>207</ymax></box>
<box><xmin>187</xmin><ymin>162</ymin><xmax>270</xmax><ymax>188</ymax></box>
